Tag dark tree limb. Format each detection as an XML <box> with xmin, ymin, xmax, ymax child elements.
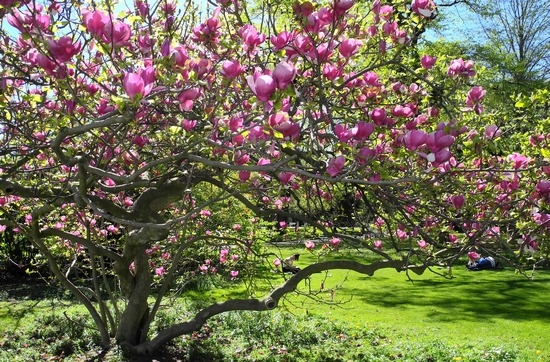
<box><xmin>131</xmin><ymin>259</ymin><xmax>427</xmax><ymax>355</ymax></box>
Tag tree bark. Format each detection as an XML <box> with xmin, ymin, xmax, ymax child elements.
<box><xmin>115</xmin><ymin>246</ymin><xmax>153</xmax><ymax>347</ymax></box>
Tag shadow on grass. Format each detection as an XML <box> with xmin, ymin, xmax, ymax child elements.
<box><xmin>355</xmin><ymin>268</ymin><xmax>550</xmax><ymax>323</ymax></box>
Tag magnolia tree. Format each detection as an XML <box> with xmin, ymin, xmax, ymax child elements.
<box><xmin>1</xmin><ymin>0</ymin><xmax>549</xmax><ymax>355</ymax></box>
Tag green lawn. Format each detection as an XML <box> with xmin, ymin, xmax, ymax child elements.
<box><xmin>275</xmin><ymin>247</ymin><xmax>550</xmax><ymax>361</ymax></box>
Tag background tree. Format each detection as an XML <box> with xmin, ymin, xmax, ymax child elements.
<box><xmin>0</xmin><ymin>0</ymin><xmax>548</xmax><ymax>356</ymax></box>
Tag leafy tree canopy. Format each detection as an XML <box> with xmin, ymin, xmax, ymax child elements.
<box><xmin>0</xmin><ymin>0</ymin><xmax>549</xmax><ymax>355</ymax></box>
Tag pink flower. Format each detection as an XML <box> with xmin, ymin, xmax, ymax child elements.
<box><xmin>230</xmin><ymin>270</ymin><xmax>239</xmax><ymax>280</ymax></box>
<box><xmin>169</xmin><ymin>44</ymin><xmax>188</xmax><ymax>66</ymax></box>
<box><xmin>182</xmin><ymin>119</ymin><xmax>197</xmax><ymax>131</ymax></box>
<box><xmin>451</xmin><ymin>195</ymin><xmax>465</xmax><ymax>209</ymax></box>
<box><xmin>273</xmin><ymin>61</ymin><xmax>296</xmax><ymax>90</ymax></box>
<box><xmin>403</xmin><ymin>130</ymin><xmax>427</xmax><ymax>151</ymax></box>
<box><xmin>200</xmin><ymin>209</ymin><xmax>212</xmax><ymax>217</ymax></box>
<box><xmin>274</xmin><ymin>258</ymin><xmax>282</xmax><ymax>267</ymax></box>
<box><xmin>334</xmin><ymin>0</ymin><xmax>355</xmax><ymax>15</ymax></box>
<box><xmin>102</xmin><ymin>20</ymin><xmax>132</xmax><ymax>47</ymax></box>
<box><xmin>305</xmin><ymin>240</ymin><xmax>315</xmax><ymax>250</ymax></box>
<box><xmin>233</xmin><ymin>223</ymin><xmax>242</xmax><ymax>231</ymax></box>
<box><xmin>155</xmin><ymin>266</ymin><xmax>166</xmax><ymax>276</ymax></box>
<box><xmin>123</xmin><ymin>72</ymin><xmax>152</xmax><ymax>100</ymax></box>
<box><xmin>484</xmin><ymin>124</ymin><xmax>501</xmax><ymax>139</ymax></box>
<box><xmin>447</xmin><ymin>58</ymin><xmax>476</xmax><ymax>78</ymax></box>
<box><xmin>420</xmin><ymin>54</ymin><xmax>437</xmax><ymax>69</ymax></box>
<box><xmin>338</xmin><ymin>38</ymin><xmax>362</xmax><ymax>58</ymax></box>
<box><xmin>536</xmin><ymin>180</ymin><xmax>550</xmax><ymax>197</ymax></box>
<box><xmin>83</xmin><ymin>9</ymin><xmax>108</xmax><ymax>38</ymax></box>
<box><xmin>178</xmin><ymin>88</ymin><xmax>200</xmax><ymax>111</ymax></box>
<box><xmin>411</xmin><ymin>0</ymin><xmax>436</xmax><ymax>17</ymax></box>
<box><xmin>371</xmin><ymin>108</ymin><xmax>387</xmax><ymax>125</ymax></box>
<box><xmin>327</xmin><ymin>156</ymin><xmax>346</xmax><ymax>177</ymax></box>
<box><xmin>373</xmin><ymin>240</ymin><xmax>383</xmax><ymax>250</ymax></box>
<box><xmin>239</xmin><ymin>24</ymin><xmax>266</xmax><ymax>52</ymax></box>
<box><xmin>330</xmin><ymin>237</ymin><xmax>341</xmax><ymax>247</ymax></box>
<box><xmin>466</xmin><ymin>86</ymin><xmax>486</xmax><ymax>114</ymax></box>
<box><xmin>239</xmin><ymin>170</ymin><xmax>251</xmax><ymax>182</ymax></box>
<box><xmin>271</xmin><ymin>31</ymin><xmax>293</xmax><ymax>50</ymax></box>
<box><xmin>47</xmin><ymin>37</ymin><xmax>81</xmax><ymax>62</ymax></box>
<box><xmin>221</xmin><ymin>60</ymin><xmax>245</xmax><ymax>79</ymax></box>
<box><xmin>247</xmin><ymin>73</ymin><xmax>276</xmax><ymax>102</ymax></box>
<box><xmin>234</xmin><ymin>151</ymin><xmax>250</xmax><ymax>165</ymax></box>
<box><xmin>133</xmin><ymin>135</ymin><xmax>149</xmax><ymax>147</ymax></box>
<box><xmin>278</xmin><ymin>172</ymin><xmax>295</xmax><ymax>185</ymax></box>
<box><xmin>426</xmin><ymin>130</ymin><xmax>455</xmax><ymax>152</ymax></box>
<box><xmin>417</xmin><ymin>240</ymin><xmax>428</xmax><ymax>249</ymax></box>
<box><xmin>355</xmin><ymin>122</ymin><xmax>375</xmax><ymax>141</ymax></box>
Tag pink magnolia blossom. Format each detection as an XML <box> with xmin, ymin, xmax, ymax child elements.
<box><xmin>426</xmin><ymin>130</ymin><xmax>455</xmax><ymax>152</ymax></box>
<box><xmin>451</xmin><ymin>195</ymin><xmax>465</xmax><ymax>209</ymax></box>
<box><xmin>274</xmin><ymin>258</ymin><xmax>282</xmax><ymax>267</ymax></box>
<box><xmin>178</xmin><ymin>88</ymin><xmax>200</xmax><ymax>111</ymax></box>
<box><xmin>270</xmin><ymin>31</ymin><xmax>293</xmax><ymax>50</ymax></box>
<box><xmin>247</xmin><ymin>73</ymin><xmax>276</xmax><ymax>102</ymax></box>
<box><xmin>330</xmin><ymin>237</ymin><xmax>341</xmax><ymax>247</ymax></box>
<box><xmin>334</xmin><ymin>0</ymin><xmax>355</xmax><ymax>15</ymax></box>
<box><xmin>338</xmin><ymin>38</ymin><xmax>362</xmax><ymax>58</ymax></box>
<box><xmin>273</xmin><ymin>61</ymin><xmax>296</xmax><ymax>90</ymax></box>
<box><xmin>403</xmin><ymin>130</ymin><xmax>427</xmax><ymax>151</ymax></box>
<box><xmin>484</xmin><ymin>124</ymin><xmax>501</xmax><ymax>139</ymax></box>
<box><xmin>123</xmin><ymin>72</ymin><xmax>152</xmax><ymax>100</ymax></box>
<box><xmin>327</xmin><ymin>156</ymin><xmax>346</xmax><ymax>177</ymax></box>
<box><xmin>417</xmin><ymin>240</ymin><xmax>428</xmax><ymax>249</ymax></box>
<box><xmin>373</xmin><ymin>240</ymin><xmax>383</xmax><ymax>250</ymax></box>
<box><xmin>182</xmin><ymin>119</ymin><xmax>197</xmax><ymax>131</ymax></box>
<box><xmin>82</xmin><ymin>9</ymin><xmax>108</xmax><ymax>38</ymax></box>
<box><xmin>447</xmin><ymin>58</ymin><xmax>476</xmax><ymax>78</ymax></box>
<box><xmin>508</xmin><ymin>153</ymin><xmax>530</xmax><ymax>169</ymax></box>
<box><xmin>371</xmin><ymin>108</ymin><xmax>387</xmax><ymax>125</ymax></box>
<box><xmin>234</xmin><ymin>151</ymin><xmax>250</xmax><ymax>165</ymax></box>
<box><xmin>47</xmin><ymin>37</ymin><xmax>81</xmax><ymax>62</ymax></box>
<box><xmin>420</xmin><ymin>54</ymin><xmax>437</xmax><ymax>69</ymax></box>
<box><xmin>221</xmin><ymin>60</ymin><xmax>245</xmax><ymax>79</ymax></box>
<box><xmin>102</xmin><ymin>20</ymin><xmax>132</xmax><ymax>47</ymax></box>
<box><xmin>411</xmin><ymin>0</ymin><xmax>436</xmax><ymax>18</ymax></box>
<box><xmin>305</xmin><ymin>240</ymin><xmax>315</xmax><ymax>250</ymax></box>
<box><xmin>239</xmin><ymin>24</ymin><xmax>266</xmax><ymax>50</ymax></box>
<box><xmin>278</xmin><ymin>172</ymin><xmax>295</xmax><ymax>185</ymax></box>
<box><xmin>355</xmin><ymin>122</ymin><xmax>375</xmax><ymax>141</ymax></box>
<box><xmin>230</xmin><ymin>270</ymin><xmax>239</xmax><ymax>280</ymax></box>
<box><xmin>155</xmin><ymin>266</ymin><xmax>166</xmax><ymax>276</ymax></box>
<box><xmin>536</xmin><ymin>180</ymin><xmax>550</xmax><ymax>197</ymax></box>
<box><xmin>466</xmin><ymin>86</ymin><xmax>486</xmax><ymax>114</ymax></box>
<box><xmin>239</xmin><ymin>170</ymin><xmax>251</xmax><ymax>182</ymax></box>
<box><xmin>133</xmin><ymin>135</ymin><xmax>149</xmax><ymax>147</ymax></box>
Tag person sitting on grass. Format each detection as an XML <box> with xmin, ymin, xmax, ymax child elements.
<box><xmin>282</xmin><ymin>254</ymin><xmax>301</xmax><ymax>274</ymax></box>
<box><xmin>467</xmin><ymin>255</ymin><xmax>498</xmax><ymax>271</ymax></box>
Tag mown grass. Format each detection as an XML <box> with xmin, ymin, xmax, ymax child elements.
<box><xmin>1</xmin><ymin>245</ymin><xmax>549</xmax><ymax>361</ymax></box>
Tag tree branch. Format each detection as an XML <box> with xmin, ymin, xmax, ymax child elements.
<box><xmin>132</xmin><ymin>259</ymin><xmax>427</xmax><ymax>355</ymax></box>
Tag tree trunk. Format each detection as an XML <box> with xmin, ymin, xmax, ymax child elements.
<box><xmin>115</xmin><ymin>246</ymin><xmax>152</xmax><ymax>347</ymax></box>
